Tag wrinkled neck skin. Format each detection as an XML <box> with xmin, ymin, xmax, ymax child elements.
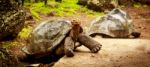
<box><xmin>70</xmin><ymin>20</ymin><xmax>81</xmax><ymax>41</ymax></box>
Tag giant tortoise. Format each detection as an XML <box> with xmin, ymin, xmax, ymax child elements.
<box><xmin>19</xmin><ymin>19</ymin><xmax>102</xmax><ymax>63</ymax></box>
<box><xmin>88</xmin><ymin>8</ymin><xmax>140</xmax><ymax>38</ymax></box>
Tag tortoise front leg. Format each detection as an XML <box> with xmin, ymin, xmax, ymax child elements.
<box><xmin>78</xmin><ymin>34</ymin><xmax>102</xmax><ymax>53</ymax></box>
<box><xmin>64</xmin><ymin>37</ymin><xmax>75</xmax><ymax>57</ymax></box>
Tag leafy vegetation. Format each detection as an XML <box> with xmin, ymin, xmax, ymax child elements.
<box><xmin>24</xmin><ymin>0</ymin><xmax>105</xmax><ymax>20</ymax></box>
<box><xmin>18</xmin><ymin>26</ymin><xmax>32</xmax><ymax>39</ymax></box>
<box><xmin>134</xmin><ymin>2</ymin><xmax>148</xmax><ymax>8</ymax></box>
<box><xmin>134</xmin><ymin>2</ymin><xmax>142</xmax><ymax>8</ymax></box>
<box><xmin>1</xmin><ymin>41</ymin><xmax>19</xmax><ymax>49</ymax></box>
<box><xmin>31</xmin><ymin>10</ymin><xmax>41</xmax><ymax>20</ymax></box>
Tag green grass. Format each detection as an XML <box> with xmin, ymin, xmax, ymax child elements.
<box><xmin>1</xmin><ymin>41</ymin><xmax>19</xmax><ymax>49</ymax></box>
<box><xmin>134</xmin><ymin>3</ymin><xmax>148</xmax><ymax>8</ymax></box>
<box><xmin>18</xmin><ymin>26</ymin><xmax>32</xmax><ymax>39</ymax></box>
<box><xmin>134</xmin><ymin>3</ymin><xmax>142</xmax><ymax>8</ymax></box>
<box><xmin>24</xmin><ymin>0</ymin><xmax>105</xmax><ymax>20</ymax></box>
<box><xmin>1</xmin><ymin>41</ymin><xmax>12</xmax><ymax>49</ymax></box>
<box><xmin>31</xmin><ymin>10</ymin><xmax>41</xmax><ymax>20</ymax></box>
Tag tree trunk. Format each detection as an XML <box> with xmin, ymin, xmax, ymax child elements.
<box><xmin>44</xmin><ymin>0</ymin><xmax>48</xmax><ymax>5</ymax></box>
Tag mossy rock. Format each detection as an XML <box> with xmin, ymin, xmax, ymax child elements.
<box><xmin>0</xmin><ymin>47</ymin><xmax>23</xmax><ymax>67</ymax></box>
<box><xmin>0</xmin><ymin>0</ymin><xmax>25</xmax><ymax>41</ymax></box>
<box><xmin>78</xmin><ymin>0</ymin><xmax>117</xmax><ymax>12</ymax></box>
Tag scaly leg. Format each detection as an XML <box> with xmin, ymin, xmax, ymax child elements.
<box><xmin>78</xmin><ymin>34</ymin><xmax>102</xmax><ymax>53</ymax></box>
<box><xmin>64</xmin><ymin>37</ymin><xmax>75</xmax><ymax>57</ymax></box>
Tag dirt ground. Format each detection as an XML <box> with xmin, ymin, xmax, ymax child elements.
<box><xmin>52</xmin><ymin>7</ymin><xmax>150</xmax><ymax>67</ymax></box>
<box><xmin>123</xmin><ymin>7</ymin><xmax>150</xmax><ymax>39</ymax></box>
<box><xmin>53</xmin><ymin>38</ymin><xmax>150</xmax><ymax>67</ymax></box>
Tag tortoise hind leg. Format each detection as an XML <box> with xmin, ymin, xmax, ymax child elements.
<box><xmin>131</xmin><ymin>32</ymin><xmax>141</xmax><ymax>38</ymax></box>
<box><xmin>78</xmin><ymin>34</ymin><xmax>102</xmax><ymax>53</ymax></box>
<box><xmin>64</xmin><ymin>37</ymin><xmax>75</xmax><ymax>57</ymax></box>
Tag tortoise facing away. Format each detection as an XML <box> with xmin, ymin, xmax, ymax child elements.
<box><xmin>20</xmin><ymin>19</ymin><xmax>102</xmax><ymax>63</ymax></box>
<box><xmin>88</xmin><ymin>8</ymin><xmax>140</xmax><ymax>38</ymax></box>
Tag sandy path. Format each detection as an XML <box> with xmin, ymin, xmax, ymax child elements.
<box><xmin>53</xmin><ymin>37</ymin><xmax>150</xmax><ymax>67</ymax></box>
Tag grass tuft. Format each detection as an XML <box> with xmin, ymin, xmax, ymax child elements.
<box><xmin>18</xmin><ymin>26</ymin><xmax>32</xmax><ymax>39</ymax></box>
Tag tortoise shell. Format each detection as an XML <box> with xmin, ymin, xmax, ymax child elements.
<box><xmin>89</xmin><ymin>8</ymin><xmax>134</xmax><ymax>38</ymax></box>
<box><xmin>22</xmin><ymin>19</ymin><xmax>72</xmax><ymax>55</ymax></box>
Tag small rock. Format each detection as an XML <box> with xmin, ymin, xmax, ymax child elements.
<box><xmin>47</xmin><ymin>11</ymin><xmax>56</xmax><ymax>16</ymax></box>
<box><xmin>91</xmin><ymin>54</ymin><xmax>95</xmax><ymax>57</ymax></box>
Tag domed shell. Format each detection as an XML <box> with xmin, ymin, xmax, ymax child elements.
<box><xmin>22</xmin><ymin>19</ymin><xmax>72</xmax><ymax>55</ymax></box>
<box><xmin>88</xmin><ymin>8</ymin><xmax>134</xmax><ymax>38</ymax></box>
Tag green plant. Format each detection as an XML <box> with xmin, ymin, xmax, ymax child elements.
<box><xmin>25</xmin><ymin>0</ymin><xmax>105</xmax><ymax>18</ymax></box>
<box><xmin>134</xmin><ymin>3</ymin><xmax>142</xmax><ymax>8</ymax></box>
<box><xmin>31</xmin><ymin>10</ymin><xmax>41</xmax><ymax>20</ymax></box>
<box><xmin>18</xmin><ymin>26</ymin><xmax>32</xmax><ymax>39</ymax></box>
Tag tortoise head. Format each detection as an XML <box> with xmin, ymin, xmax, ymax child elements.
<box><xmin>69</xmin><ymin>20</ymin><xmax>83</xmax><ymax>41</ymax></box>
<box><xmin>71</xmin><ymin>20</ymin><xmax>80</xmax><ymax>26</ymax></box>
<box><xmin>71</xmin><ymin>20</ymin><xmax>83</xmax><ymax>33</ymax></box>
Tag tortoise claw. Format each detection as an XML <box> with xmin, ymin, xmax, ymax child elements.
<box><xmin>65</xmin><ymin>48</ymin><xmax>74</xmax><ymax>57</ymax></box>
<box><xmin>91</xmin><ymin>44</ymin><xmax>102</xmax><ymax>53</ymax></box>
